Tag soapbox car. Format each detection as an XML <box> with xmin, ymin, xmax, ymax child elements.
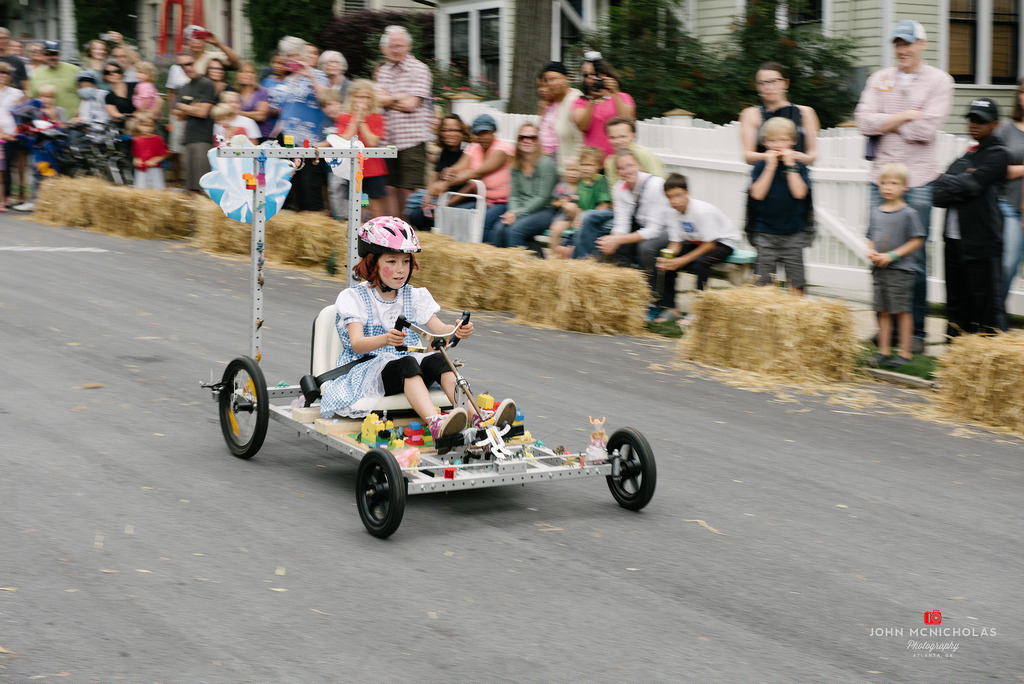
<box><xmin>202</xmin><ymin>144</ymin><xmax>656</xmax><ymax>538</ymax></box>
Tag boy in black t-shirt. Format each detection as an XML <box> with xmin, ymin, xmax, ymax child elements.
<box><xmin>748</xmin><ymin>117</ymin><xmax>810</xmax><ymax>295</ymax></box>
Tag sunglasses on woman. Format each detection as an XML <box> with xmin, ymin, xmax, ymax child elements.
<box><xmin>518</xmin><ymin>134</ymin><xmax>538</xmax><ymax>141</ymax></box>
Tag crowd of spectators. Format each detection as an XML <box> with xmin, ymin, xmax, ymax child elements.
<box><xmin>0</xmin><ymin>19</ymin><xmax>1018</xmax><ymax>344</ymax></box>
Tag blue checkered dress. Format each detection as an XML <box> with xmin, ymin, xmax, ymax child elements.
<box><xmin>319</xmin><ymin>285</ymin><xmax>424</xmax><ymax>418</ymax></box>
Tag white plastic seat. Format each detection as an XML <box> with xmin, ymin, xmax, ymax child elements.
<box><xmin>310</xmin><ymin>305</ymin><xmax>451</xmax><ymax>414</ymax></box>
<box><xmin>433</xmin><ymin>179</ymin><xmax>486</xmax><ymax>243</ymax></box>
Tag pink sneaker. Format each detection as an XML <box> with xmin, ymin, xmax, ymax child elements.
<box><xmin>472</xmin><ymin>398</ymin><xmax>517</xmax><ymax>428</ymax></box>
<box><xmin>427</xmin><ymin>408</ymin><xmax>468</xmax><ymax>454</ymax></box>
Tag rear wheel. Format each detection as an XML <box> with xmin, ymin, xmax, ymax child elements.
<box><xmin>356</xmin><ymin>450</ymin><xmax>406</xmax><ymax>538</ymax></box>
<box><xmin>605</xmin><ymin>427</ymin><xmax>656</xmax><ymax>511</ymax></box>
<box><xmin>218</xmin><ymin>356</ymin><xmax>269</xmax><ymax>459</ymax></box>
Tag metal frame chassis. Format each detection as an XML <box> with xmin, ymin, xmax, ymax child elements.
<box><xmin>264</xmin><ymin>398</ymin><xmax>614</xmax><ymax>496</ymax></box>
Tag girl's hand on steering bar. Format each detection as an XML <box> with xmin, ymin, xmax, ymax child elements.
<box><xmin>453</xmin><ymin>321</ymin><xmax>474</xmax><ymax>339</ymax></box>
<box><xmin>384</xmin><ymin>328</ymin><xmax>407</xmax><ymax>347</ymax></box>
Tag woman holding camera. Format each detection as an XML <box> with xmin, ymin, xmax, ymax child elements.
<box><xmin>572</xmin><ymin>52</ymin><xmax>636</xmax><ymax>159</ymax></box>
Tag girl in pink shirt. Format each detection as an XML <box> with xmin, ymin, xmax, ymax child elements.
<box><xmin>131</xmin><ymin>61</ymin><xmax>161</xmax><ymax>116</ymax></box>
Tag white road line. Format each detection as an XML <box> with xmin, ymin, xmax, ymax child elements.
<box><xmin>0</xmin><ymin>246</ymin><xmax>110</xmax><ymax>252</ymax></box>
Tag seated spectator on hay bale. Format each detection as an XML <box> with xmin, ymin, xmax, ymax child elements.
<box><xmin>654</xmin><ymin>173</ymin><xmax>741</xmax><ymax>322</ymax></box>
<box><xmin>407</xmin><ymin>113</ymin><xmax>470</xmax><ymax>230</ymax></box>
<box><xmin>602</xmin><ymin>116</ymin><xmax>664</xmax><ymax>185</ymax></box>
<box><xmin>546</xmin><ymin>147</ymin><xmax>611</xmax><ymax>258</ymax></box>
<box><xmin>491</xmin><ymin>122</ymin><xmax>559</xmax><ymax>248</ymax></box>
<box><xmin>573</xmin><ymin>150</ymin><xmax>672</xmax><ymax>314</ymax></box>
<box><xmin>435</xmin><ymin>113</ymin><xmax>514</xmax><ymax>242</ymax></box>
<box><xmin>748</xmin><ymin>116</ymin><xmax>810</xmax><ymax>295</ymax></box>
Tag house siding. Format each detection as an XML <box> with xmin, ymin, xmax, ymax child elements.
<box><xmin>692</xmin><ymin>0</ymin><xmax>743</xmax><ymax>45</ymax></box>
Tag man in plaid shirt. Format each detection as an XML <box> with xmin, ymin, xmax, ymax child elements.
<box><xmin>375</xmin><ymin>26</ymin><xmax>433</xmax><ymax>217</ymax></box>
<box><xmin>855</xmin><ymin>20</ymin><xmax>954</xmax><ymax>353</ymax></box>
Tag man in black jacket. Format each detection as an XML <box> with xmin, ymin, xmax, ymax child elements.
<box><xmin>933</xmin><ymin>98</ymin><xmax>1009</xmax><ymax>335</ymax></box>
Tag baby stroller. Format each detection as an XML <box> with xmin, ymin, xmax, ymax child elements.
<box><xmin>12</xmin><ymin>99</ymin><xmax>72</xmax><ymax>180</ymax></box>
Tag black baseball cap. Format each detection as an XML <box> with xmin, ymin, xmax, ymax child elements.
<box><xmin>966</xmin><ymin>97</ymin><xmax>999</xmax><ymax>122</ymax></box>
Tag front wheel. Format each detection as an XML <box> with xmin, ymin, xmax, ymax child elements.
<box><xmin>356</xmin><ymin>450</ymin><xmax>406</xmax><ymax>538</ymax></box>
<box><xmin>218</xmin><ymin>356</ymin><xmax>269</xmax><ymax>459</ymax></box>
<box><xmin>605</xmin><ymin>427</ymin><xmax>656</xmax><ymax>511</ymax></box>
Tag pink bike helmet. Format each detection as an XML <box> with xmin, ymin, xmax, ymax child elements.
<box><xmin>357</xmin><ymin>216</ymin><xmax>422</xmax><ymax>257</ymax></box>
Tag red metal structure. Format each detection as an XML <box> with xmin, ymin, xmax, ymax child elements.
<box><xmin>158</xmin><ymin>0</ymin><xmax>206</xmax><ymax>54</ymax></box>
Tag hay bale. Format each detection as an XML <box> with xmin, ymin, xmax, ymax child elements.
<box><xmin>414</xmin><ymin>233</ymin><xmax>649</xmax><ymax>334</ymax></box>
<box><xmin>933</xmin><ymin>332</ymin><xmax>1024</xmax><ymax>434</ymax></box>
<box><xmin>679</xmin><ymin>287</ymin><xmax>858</xmax><ymax>382</ymax></box>
<box><xmin>35</xmin><ymin>176</ymin><xmax>195</xmax><ymax>239</ymax></box>
<box><xmin>36</xmin><ymin>176</ymin><xmax>108</xmax><ymax>228</ymax></box>
<box><xmin>193</xmin><ymin>205</ymin><xmax>347</xmax><ymax>268</ymax></box>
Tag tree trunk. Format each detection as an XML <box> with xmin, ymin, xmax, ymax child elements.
<box><xmin>507</xmin><ymin>0</ymin><xmax>552</xmax><ymax>114</ymax></box>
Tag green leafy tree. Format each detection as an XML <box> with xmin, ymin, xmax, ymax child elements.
<box><xmin>73</xmin><ymin>0</ymin><xmax>137</xmax><ymax>55</ymax></box>
<box><xmin>244</xmin><ymin>0</ymin><xmax>337</xmax><ymax>63</ymax></box>
<box><xmin>318</xmin><ymin>9</ymin><xmax>434</xmax><ymax>79</ymax></box>
<box><xmin>591</xmin><ymin>0</ymin><xmax>859</xmax><ymax>128</ymax></box>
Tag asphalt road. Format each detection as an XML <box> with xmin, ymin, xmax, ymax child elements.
<box><xmin>1</xmin><ymin>217</ymin><xmax>1021</xmax><ymax>683</ymax></box>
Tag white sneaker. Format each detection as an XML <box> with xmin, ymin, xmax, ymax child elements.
<box><xmin>13</xmin><ymin>202</ymin><xmax>35</xmax><ymax>212</ymax></box>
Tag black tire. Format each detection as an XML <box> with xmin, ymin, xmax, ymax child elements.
<box><xmin>356</xmin><ymin>450</ymin><xmax>406</xmax><ymax>538</ymax></box>
<box><xmin>605</xmin><ymin>427</ymin><xmax>656</xmax><ymax>511</ymax></box>
<box><xmin>218</xmin><ymin>356</ymin><xmax>269</xmax><ymax>459</ymax></box>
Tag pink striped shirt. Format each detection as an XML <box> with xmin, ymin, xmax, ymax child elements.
<box><xmin>854</xmin><ymin>62</ymin><xmax>954</xmax><ymax>187</ymax></box>
<box><xmin>376</xmin><ymin>55</ymin><xmax>433</xmax><ymax>150</ymax></box>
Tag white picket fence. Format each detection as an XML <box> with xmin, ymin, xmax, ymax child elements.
<box><xmin>449</xmin><ymin>100</ymin><xmax>1023</xmax><ymax>314</ymax></box>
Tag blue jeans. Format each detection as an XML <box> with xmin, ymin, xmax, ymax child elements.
<box><xmin>572</xmin><ymin>209</ymin><xmax>615</xmax><ymax>259</ymax></box>
<box><xmin>999</xmin><ymin>198</ymin><xmax>1024</xmax><ymax>301</ymax></box>
<box><xmin>481</xmin><ymin>203</ymin><xmax>507</xmax><ymax>244</ymax></box>
<box><xmin>492</xmin><ymin>207</ymin><xmax>557</xmax><ymax>248</ymax></box>
<box><xmin>405</xmin><ymin>189</ymin><xmax>431</xmax><ymax>229</ymax></box>
<box><xmin>870</xmin><ymin>182</ymin><xmax>932</xmax><ymax>339</ymax></box>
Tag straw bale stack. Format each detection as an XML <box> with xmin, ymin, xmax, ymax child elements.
<box><xmin>35</xmin><ymin>177</ymin><xmax>194</xmax><ymax>239</ymax></box>
<box><xmin>414</xmin><ymin>232</ymin><xmax>649</xmax><ymax>334</ymax></box>
<box><xmin>933</xmin><ymin>332</ymin><xmax>1024</xmax><ymax>434</ymax></box>
<box><xmin>680</xmin><ymin>287</ymin><xmax>858</xmax><ymax>382</ymax></box>
<box><xmin>192</xmin><ymin>204</ymin><xmax>347</xmax><ymax>267</ymax></box>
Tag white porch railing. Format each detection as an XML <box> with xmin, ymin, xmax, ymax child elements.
<box><xmin>449</xmin><ymin>100</ymin><xmax>1022</xmax><ymax>315</ymax></box>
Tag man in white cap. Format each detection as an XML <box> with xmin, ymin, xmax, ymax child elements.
<box><xmin>855</xmin><ymin>20</ymin><xmax>953</xmax><ymax>353</ymax></box>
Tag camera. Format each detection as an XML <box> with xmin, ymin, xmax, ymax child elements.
<box><xmin>99</xmin><ymin>32</ymin><xmax>113</xmax><ymax>42</ymax></box>
<box><xmin>923</xmin><ymin>611</ymin><xmax>942</xmax><ymax>625</ymax></box>
<box><xmin>192</xmin><ymin>28</ymin><xmax>212</xmax><ymax>40</ymax></box>
<box><xmin>593</xmin><ymin>77</ymin><xmax>606</xmax><ymax>91</ymax></box>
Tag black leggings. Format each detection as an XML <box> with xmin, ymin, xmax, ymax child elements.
<box><xmin>380</xmin><ymin>353</ymin><xmax>449</xmax><ymax>396</ymax></box>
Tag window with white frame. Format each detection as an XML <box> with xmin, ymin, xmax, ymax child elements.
<box><xmin>788</xmin><ymin>0</ymin><xmax>823</xmax><ymax>27</ymax></box>
<box><xmin>950</xmin><ymin>0</ymin><xmax>1019</xmax><ymax>84</ymax></box>
<box><xmin>444</xmin><ymin>6</ymin><xmax>501</xmax><ymax>93</ymax></box>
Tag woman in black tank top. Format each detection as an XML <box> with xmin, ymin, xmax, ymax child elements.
<box><xmin>739</xmin><ymin>61</ymin><xmax>821</xmax><ymax>166</ymax></box>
